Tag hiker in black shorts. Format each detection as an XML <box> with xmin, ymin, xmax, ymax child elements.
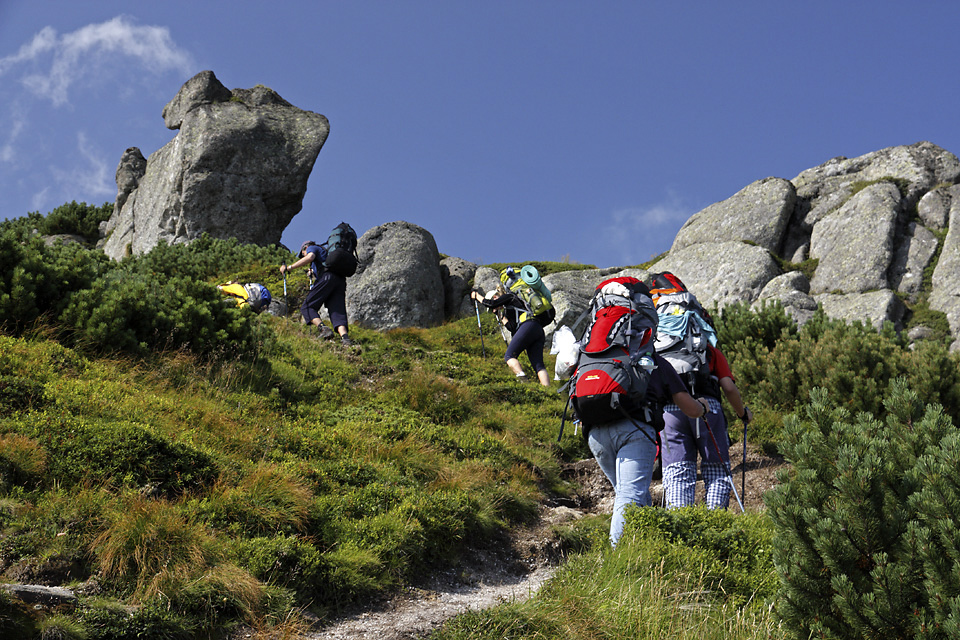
<box><xmin>471</xmin><ymin>287</ymin><xmax>550</xmax><ymax>386</ymax></box>
<box><xmin>281</xmin><ymin>241</ymin><xmax>354</xmax><ymax>347</ymax></box>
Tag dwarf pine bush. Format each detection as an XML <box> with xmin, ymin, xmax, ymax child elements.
<box><xmin>43</xmin><ymin>200</ymin><xmax>113</xmax><ymax>240</ymax></box>
<box><xmin>766</xmin><ymin>379</ymin><xmax>957</xmax><ymax>639</ymax></box>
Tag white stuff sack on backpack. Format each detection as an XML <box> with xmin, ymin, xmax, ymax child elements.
<box><xmin>550</xmin><ymin>325</ymin><xmax>580</xmax><ymax>381</ymax></box>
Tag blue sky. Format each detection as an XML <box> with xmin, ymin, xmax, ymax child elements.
<box><xmin>2</xmin><ymin>2</ymin><xmax>959</xmax><ymax>268</ymax></box>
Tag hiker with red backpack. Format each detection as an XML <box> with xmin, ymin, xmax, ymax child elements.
<box><xmin>650</xmin><ymin>272</ymin><xmax>752</xmax><ymax>510</ymax></box>
<box><xmin>280</xmin><ymin>226</ymin><xmax>358</xmax><ymax>348</ymax></box>
<box><xmin>561</xmin><ymin>277</ymin><xmax>709</xmax><ymax>546</ymax></box>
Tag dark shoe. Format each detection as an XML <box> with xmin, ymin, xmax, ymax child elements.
<box><xmin>317</xmin><ymin>325</ymin><xmax>335</xmax><ymax>340</ymax></box>
<box><xmin>340</xmin><ymin>335</ymin><xmax>355</xmax><ymax>347</ymax></box>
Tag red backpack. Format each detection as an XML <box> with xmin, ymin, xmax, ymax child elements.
<box><xmin>567</xmin><ymin>277</ymin><xmax>659</xmax><ymax>431</ymax></box>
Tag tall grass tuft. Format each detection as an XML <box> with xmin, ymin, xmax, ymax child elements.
<box><xmin>92</xmin><ymin>493</ymin><xmax>222</xmax><ymax>601</ymax></box>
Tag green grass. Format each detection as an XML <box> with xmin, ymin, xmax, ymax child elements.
<box><xmin>430</xmin><ymin>508</ymin><xmax>784</xmax><ymax>640</ymax></box>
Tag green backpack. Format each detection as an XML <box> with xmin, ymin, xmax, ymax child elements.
<box><xmin>500</xmin><ymin>266</ymin><xmax>555</xmax><ymax>326</ymax></box>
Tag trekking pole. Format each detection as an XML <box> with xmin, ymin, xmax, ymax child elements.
<box><xmin>700</xmin><ymin>413</ymin><xmax>745</xmax><ymax>513</ymax></box>
<box><xmin>282</xmin><ymin>264</ymin><xmax>289</xmax><ymax>314</ymax></box>
<box><xmin>740</xmin><ymin>407</ymin><xmax>751</xmax><ymax>505</ymax></box>
<box><xmin>474</xmin><ymin>298</ymin><xmax>486</xmax><ymax>358</ymax></box>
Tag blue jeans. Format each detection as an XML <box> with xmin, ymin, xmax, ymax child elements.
<box><xmin>587</xmin><ymin>417</ymin><xmax>658</xmax><ymax>546</ymax></box>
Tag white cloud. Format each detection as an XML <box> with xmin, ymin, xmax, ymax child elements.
<box><xmin>0</xmin><ymin>113</ymin><xmax>25</xmax><ymax>164</ymax></box>
<box><xmin>1</xmin><ymin>16</ymin><xmax>193</xmax><ymax>106</ymax></box>
<box><xmin>50</xmin><ymin>132</ymin><xmax>116</xmax><ymax>205</ymax></box>
<box><xmin>603</xmin><ymin>194</ymin><xmax>695</xmax><ymax>264</ymax></box>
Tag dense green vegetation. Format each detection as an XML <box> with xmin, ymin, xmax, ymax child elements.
<box><xmin>3</xmin><ymin>203</ymin><xmax>960</xmax><ymax>638</ymax></box>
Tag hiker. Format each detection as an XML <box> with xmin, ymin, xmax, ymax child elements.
<box><xmin>471</xmin><ymin>286</ymin><xmax>550</xmax><ymax>386</ymax></box>
<box><xmin>589</xmin><ymin>351</ymin><xmax>709</xmax><ymax>545</ymax></box>
<box><xmin>566</xmin><ymin>278</ymin><xmax>710</xmax><ymax>546</ymax></box>
<box><xmin>280</xmin><ymin>240</ymin><xmax>354</xmax><ymax>347</ymax></box>
<box><xmin>660</xmin><ymin>344</ymin><xmax>751</xmax><ymax>509</ymax></box>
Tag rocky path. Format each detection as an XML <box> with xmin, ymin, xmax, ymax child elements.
<box><xmin>306</xmin><ymin>444</ymin><xmax>785</xmax><ymax>639</ymax></box>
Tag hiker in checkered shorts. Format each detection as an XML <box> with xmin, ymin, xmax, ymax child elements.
<box><xmin>660</xmin><ymin>345</ymin><xmax>751</xmax><ymax>509</ymax></box>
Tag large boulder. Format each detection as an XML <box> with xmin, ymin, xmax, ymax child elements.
<box><xmin>440</xmin><ymin>256</ymin><xmax>477</xmax><ymax>319</ymax></box>
<box><xmin>101</xmin><ymin>70</ymin><xmax>329</xmax><ymax>260</ymax></box>
<box><xmin>754</xmin><ymin>271</ymin><xmax>818</xmax><ymax>326</ymax></box>
<box><xmin>814</xmin><ymin>290</ymin><xmax>906</xmax><ymax>332</ymax></box>
<box><xmin>809</xmin><ymin>182</ymin><xmax>900</xmax><ymax>295</ymax></box>
<box><xmin>648</xmin><ymin>242</ymin><xmax>781</xmax><ymax>310</ymax></box>
<box><xmin>930</xmin><ymin>191</ymin><xmax>960</xmax><ymax>350</ymax></box>
<box><xmin>890</xmin><ymin>222</ymin><xmax>939</xmax><ymax>302</ymax></box>
<box><xmin>671</xmin><ymin>177</ymin><xmax>795</xmax><ymax>254</ymax></box>
<box><xmin>347</xmin><ymin>222</ymin><xmax>444</xmax><ymax>330</ymax></box>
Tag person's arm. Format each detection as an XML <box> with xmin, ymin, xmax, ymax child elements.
<box><xmin>710</xmin><ymin>346</ymin><xmax>751</xmax><ymax>423</ymax></box>
<box><xmin>673</xmin><ymin>391</ymin><xmax>710</xmax><ymax>420</ymax></box>
<box><xmin>654</xmin><ymin>352</ymin><xmax>710</xmax><ymax>419</ymax></box>
<box><xmin>280</xmin><ymin>251</ymin><xmax>315</xmax><ymax>274</ymax></box>
<box><xmin>720</xmin><ymin>377</ymin><xmax>752</xmax><ymax>423</ymax></box>
<box><xmin>471</xmin><ymin>290</ymin><xmax>514</xmax><ymax>310</ymax></box>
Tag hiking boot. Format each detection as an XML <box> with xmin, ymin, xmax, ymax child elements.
<box><xmin>317</xmin><ymin>325</ymin><xmax>335</xmax><ymax>340</ymax></box>
<box><xmin>340</xmin><ymin>335</ymin><xmax>356</xmax><ymax>347</ymax></box>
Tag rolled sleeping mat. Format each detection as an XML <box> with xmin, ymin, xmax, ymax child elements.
<box><xmin>520</xmin><ymin>264</ymin><xmax>552</xmax><ymax>302</ymax></box>
<box><xmin>520</xmin><ymin>264</ymin><xmax>541</xmax><ymax>287</ymax></box>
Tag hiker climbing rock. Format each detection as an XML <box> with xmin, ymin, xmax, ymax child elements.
<box><xmin>281</xmin><ymin>238</ymin><xmax>355</xmax><ymax>347</ymax></box>
<box><xmin>562</xmin><ymin>277</ymin><xmax>708</xmax><ymax>546</ymax></box>
<box><xmin>471</xmin><ymin>266</ymin><xmax>554</xmax><ymax>386</ymax></box>
<box><xmin>651</xmin><ymin>272</ymin><xmax>751</xmax><ymax>510</ymax></box>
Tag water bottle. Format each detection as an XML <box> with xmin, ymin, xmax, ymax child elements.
<box><xmin>639</xmin><ymin>355</ymin><xmax>656</xmax><ymax>372</ymax></box>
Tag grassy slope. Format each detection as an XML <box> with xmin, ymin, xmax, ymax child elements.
<box><xmin>0</xmin><ymin>294</ymin><xmax>588</xmax><ymax>636</ymax></box>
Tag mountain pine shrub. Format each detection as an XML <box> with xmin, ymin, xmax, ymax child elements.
<box><xmin>724</xmin><ymin>307</ymin><xmax>960</xmax><ymax>445</ymax></box>
<box><xmin>766</xmin><ymin>379</ymin><xmax>956</xmax><ymax>639</ymax></box>
<box><xmin>43</xmin><ymin>200</ymin><xmax>113</xmax><ymax>240</ymax></box>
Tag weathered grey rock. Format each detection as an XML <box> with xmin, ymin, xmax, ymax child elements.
<box><xmin>809</xmin><ymin>182</ymin><xmax>900</xmax><ymax>295</ymax></box>
<box><xmin>440</xmin><ymin>256</ymin><xmax>477</xmax><ymax>319</ymax></box>
<box><xmin>907</xmin><ymin>325</ymin><xmax>936</xmax><ymax>344</ymax></box>
<box><xmin>930</xmin><ymin>191</ymin><xmax>960</xmax><ymax>349</ymax></box>
<box><xmin>793</xmin><ymin>141</ymin><xmax>960</xmax><ymax>227</ymax></box>
<box><xmin>814</xmin><ymin>290</ymin><xmax>906</xmax><ymax>332</ymax></box>
<box><xmin>917</xmin><ymin>184</ymin><xmax>960</xmax><ymax>231</ymax></box>
<box><xmin>102</xmin><ymin>70</ymin><xmax>329</xmax><ymax>260</ymax></box>
<box><xmin>672</xmin><ymin>177</ymin><xmax>795</xmax><ymax>254</ymax></box>
<box><xmin>42</xmin><ymin>234</ymin><xmax>88</xmax><ymax>247</ymax></box>
<box><xmin>784</xmin><ymin>142</ymin><xmax>960</xmax><ymax>260</ymax></box>
<box><xmin>0</xmin><ymin>583</ymin><xmax>77</xmax><ymax>608</ymax></box>
<box><xmin>346</xmin><ymin>222</ymin><xmax>444</xmax><ymax>330</ymax></box>
<box><xmin>648</xmin><ymin>242</ymin><xmax>781</xmax><ymax>310</ymax></box>
<box><xmin>754</xmin><ymin>271</ymin><xmax>818</xmax><ymax>326</ymax></box>
<box><xmin>890</xmin><ymin>222</ymin><xmax>939</xmax><ymax>301</ymax></box>
<box><xmin>114</xmin><ymin>147</ymin><xmax>146</xmax><ymax>217</ymax></box>
<box><xmin>161</xmin><ymin>69</ymin><xmax>233</xmax><ymax>129</ymax></box>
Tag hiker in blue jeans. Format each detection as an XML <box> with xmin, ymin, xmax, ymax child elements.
<box><xmin>280</xmin><ymin>240</ymin><xmax>354</xmax><ymax>347</ymax></box>
<box><xmin>587</xmin><ymin>352</ymin><xmax>708</xmax><ymax>546</ymax></box>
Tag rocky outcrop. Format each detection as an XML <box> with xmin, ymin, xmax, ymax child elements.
<box><xmin>101</xmin><ymin>70</ymin><xmax>329</xmax><ymax>260</ymax></box>
<box><xmin>347</xmin><ymin>222</ymin><xmax>445</xmax><ymax>330</ymax></box>
<box><xmin>672</xmin><ymin>177</ymin><xmax>795</xmax><ymax>254</ymax></box>
<box><xmin>650</xmin><ymin>141</ymin><xmax>959</xmax><ymax>347</ymax></box>
<box><xmin>808</xmin><ymin>182</ymin><xmax>900</xmax><ymax>295</ymax></box>
<box><xmin>443</xmin><ymin>142</ymin><xmax>960</xmax><ymax>349</ymax></box>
